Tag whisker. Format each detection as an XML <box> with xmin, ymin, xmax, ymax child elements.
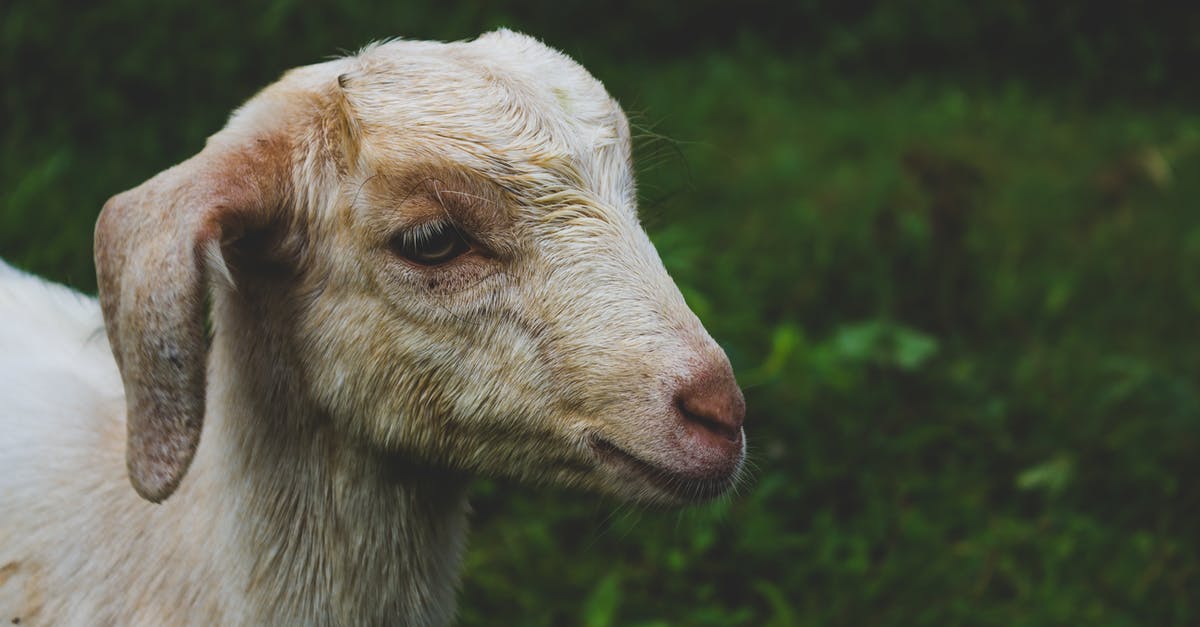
<box><xmin>350</xmin><ymin>173</ymin><xmax>380</xmax><ymax>208</ymax></box>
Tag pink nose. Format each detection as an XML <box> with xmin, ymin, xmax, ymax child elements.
<box><xmin>674</xmin><ymin>363</ymin><xmax>745</xmax><ymax>445</ymax></box>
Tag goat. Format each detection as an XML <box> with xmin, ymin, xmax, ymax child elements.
<box><xmin>0</xmin><ymin>30</ymin><xmax>746</xmax><ymax>625</ymax></box>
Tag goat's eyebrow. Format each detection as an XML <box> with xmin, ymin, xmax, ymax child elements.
<box><xmin>415</xmin><ymin>172</ymin><xmax>507</xmax><ymax>220</ymax></box>
<box><xmin>432</xmin><ymin>189</ymin><xmax>494</xmax><ymax>205</ymax></box>
<box><xmin>388</xmin><ymin>171</ymin><xmax>482</xmax><ymax>198</ymax></box>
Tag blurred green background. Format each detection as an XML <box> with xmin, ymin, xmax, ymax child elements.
<box><xmin>3</xmin><ymin>1</ymin><xmax>1198</xmax><ymax>625</ymax></box>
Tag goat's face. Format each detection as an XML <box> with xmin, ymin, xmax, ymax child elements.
<box><xmin>96</xmin><ymin>30</ymin><xmax>744</xmax><ymax>505</ymax></box>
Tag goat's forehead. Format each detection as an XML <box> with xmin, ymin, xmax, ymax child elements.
<box><xmin>361</xmin><ymin>38</ymin><xmax>616</xmax><ymax>131</ymax></box>
<box><xmin>344</xmin><ymin>34</ymin><xmax>633</xmax><ymax>207</ymax></box>
<box><xmin>364</xmin><ymin>33</ymin><xmax>611</xmax><ymax>109</ymax></box>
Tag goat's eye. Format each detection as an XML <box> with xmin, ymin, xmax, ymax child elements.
<box><xmin>393</xmin><ymin>222</ymin><xmax>471</xmax><ymax>266</ymax></box>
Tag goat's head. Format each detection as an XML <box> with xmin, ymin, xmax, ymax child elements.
<box><xmin>95</xmin><ymin>30</ymin><xmax>745</xmax><ymax>506</ymax></box>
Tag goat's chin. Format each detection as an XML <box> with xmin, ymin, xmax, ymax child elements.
<box><xmin>586</xmin><ymin>434</ymin><xmax>745</xmax><ymax>506</ymax></box>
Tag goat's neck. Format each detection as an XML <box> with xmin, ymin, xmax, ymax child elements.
<box><xmin>194</xmin><ymin>316</ymin><xmax>470</xmax><ymax>626</ymax></box>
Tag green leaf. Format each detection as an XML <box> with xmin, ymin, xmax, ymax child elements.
<box><xmin>1016</xmin><ymin>455</ymin><xmax>1074</xmax><ymax>495</ymax></box>
<box><xmin>892</xmin><ymin>326</ymin><xmax>940</xmax><ymax>370</ymax></box>
<box><xmin>582</xmin><ymin>572</ymin><xmax>622</xmax><ymax>627</ymax></box>
<box><xmin>754</xmin><ymin>579</ymin><xmax>798</xmax><ymax>627</ymax></box>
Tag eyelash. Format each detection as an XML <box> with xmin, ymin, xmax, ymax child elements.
<box><xmin>391</xmin><ymin>220</ymin><xmax>473</xmax><ymax>266</ymax></box>
<box><xmin>396</xmin><ymin>221</ymin><xmax>453</xmax><ymax>250</ymax></box>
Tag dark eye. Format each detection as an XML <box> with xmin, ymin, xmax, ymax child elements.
<box><xmin>393</xmin><ymin>222</ymin><xmax>471</xmax><ymax>266</ymax></box>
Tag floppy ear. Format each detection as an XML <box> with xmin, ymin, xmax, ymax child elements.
<box><xmin>95</xmin><ymin>135</ymin><xmax>291</xmax><ymax>503</ymax></box>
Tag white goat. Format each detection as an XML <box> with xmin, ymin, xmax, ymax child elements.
<box><xmin>0</xmin><ymin>30</ymin><xmax>745</xmax><ymax>626</ymax></box>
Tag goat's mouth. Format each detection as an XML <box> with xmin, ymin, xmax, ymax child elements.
<box><xmin>588</xmin><ymin>435</ymin><xmax>740</xmax><ymax>503</ymax></box>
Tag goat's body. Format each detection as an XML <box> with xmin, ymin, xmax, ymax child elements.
<box><xmin>0</xmin><ymin>263</ymin><xmax>157</xmax><ymax>623</ymax></box>
<box><xmin>0</xmin><ymin>264</ymin><xmax>468</xmax><ymax>625</ymax></box>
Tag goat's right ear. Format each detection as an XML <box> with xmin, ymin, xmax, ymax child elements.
<box><xmin>95</xmin><ymin>136</ymin><xmax>290</xmax><ymax>503</ymax></box>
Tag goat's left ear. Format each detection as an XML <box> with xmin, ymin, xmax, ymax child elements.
<box><xmin>95</xmin><ymin>134</ymin><xmax>291</xmax><ymax>503</ymax></box>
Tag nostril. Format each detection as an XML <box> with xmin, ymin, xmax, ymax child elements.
<box><xmin>676</xmin><ymin>397</ymin><xmax>741</xmax><ymax>443</ymax></box>
<box><xmin>674</xmin><ymin>367</ymin><xmax>745</xmax><ymax>444</ymax></box>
